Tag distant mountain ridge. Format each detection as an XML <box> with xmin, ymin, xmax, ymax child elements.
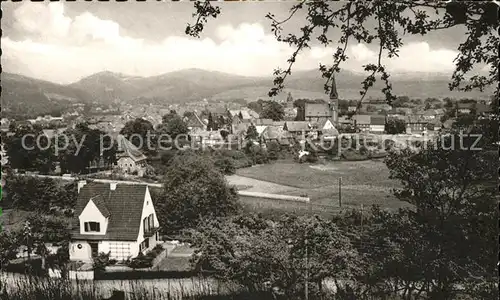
<box><xmin>71</xmin><ymin>68</ymin><xmax>492</xmax><ymax>103</ymax></box>
<box><xmin>1</xmin><ymin>68</ymin><xmax>493</xmax><ymax>118</ymax></box>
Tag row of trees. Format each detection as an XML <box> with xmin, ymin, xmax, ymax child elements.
<box><xmin>3</xmin><ymin>123</ymin><xmax>117</xmax><ymax>174</ymax></box>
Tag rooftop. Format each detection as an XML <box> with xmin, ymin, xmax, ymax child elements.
<box><xmin>71</xmin><ymin>183</ymin><xmax>149</xmax><ymax>241</ymax></box>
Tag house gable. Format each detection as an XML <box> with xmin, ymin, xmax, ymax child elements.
<box><xmin>72</xmin><ymin>183</ymin><xmax>149</xmax><ymax>241</ymax></box>
<box><xmin>79</xmin><ymin>198</ymin><xmax>109</xmax><ymax>235</ymax></box>
<box><xmin>136</xmin><ymin>187</ymin><xmax>160</xmax><ymax>246</ymax></box>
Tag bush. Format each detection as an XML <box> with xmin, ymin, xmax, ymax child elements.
<box><xmin>267</xmin><ymin>141</ymin><xmax>280</xmax><ymax>160</ymax></box>
<box><xmin>214</xmin><ymin>157</ymin><xmax>236</xmax><ymax>175</ymax></box>
<box><xmin>93</xmin><ymin>252</ymin><xmax>110</xmax><ymax>273</ymax></box>
<box><xmin>126</xmin><ymin>246</ymin><xmax>163</xmax><ymax>269</ymax></box>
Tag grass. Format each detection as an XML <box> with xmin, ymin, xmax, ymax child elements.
<box><xmin>1</xmin><ymin>273</ymin><xmax>290</xmax><ymax>300</ymax></box>
<box><xmin>235</xmin><ymin>160</ymin><xmax>411</xmax><ymax>211</ymax></box>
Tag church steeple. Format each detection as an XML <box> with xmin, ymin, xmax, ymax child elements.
<box><xmin>329</xmin><ymin>73</ymin><xmax>339</xmax><ymax>125</ymax></box>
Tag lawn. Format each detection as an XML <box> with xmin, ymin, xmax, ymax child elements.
<box><xmin>235</xmin><ymin>160</ymin><xmax>411</xmax><ymax>211</ymax></box>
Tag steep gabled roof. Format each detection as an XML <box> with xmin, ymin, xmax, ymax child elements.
<box><xmin>71</xmin><ymin>183</ymin><xmax>149</xmax><ymax>241</ymax></box>
<box><xmin>90</xmin><ymin>195</ymin><xmax>111</xmax><ymax>218</ymax></box>
<box><xmin>305</xmin><ymin>103</ymin><xmax>332</xmax><ymax>118</ymax></box>
<box><xmin>116</xmin><ymin>134</ymin><xmax>147</xmax><ymax>162</ymax></box>
<box><xmin>457</xmin><ymin>102</ymin><xmax>475</xmax><ymax>109</ymax></box>
<box><xmin>370</xmin><ymin>116</ymin><xmax>386</xmax><ymax>126</ymax></box>
<box><xmin>186</xmin><ymin>112</ymin><xmax>206</xmax><ymax>128</ymax></box>
<box><xmin>254</xmin><ymin>119</ymin><xmax>274</xmax><ymax>126</ymax></box>
<box><xmin>352</xmin><ymin>115</ymin><xmax>371</xmax><ymax>125</ymax></box>
<box><xmin>284</xmin><ymin>121</ymin><xmax>313</xmax><ymax>132</ymax></box>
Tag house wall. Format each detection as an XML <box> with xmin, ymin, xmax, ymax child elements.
<box><xmin>322</xmin><ymin>120</ymin><xmax>335</xmax><ymax>130</ymax></box>
<box><xmin>70</xmin><ymin>240</ymin><xmax>137</xmax><ymax>262</ymax></box>
<box><xmin>79</xmin><ymin>200</ymin><xmax>108</xmax><ymax>235</ymax></box>
<box><xmin>69</xmin><ymin>241</ymin><xmax>92</xmax><ymax>262</ymax></box>
<box><xmin>370</xmin><ymin>125</ymin><xmax>385</xmax><ymax>133</ymax></box>
<box><xmin>100</xmin><ymin>241</ymin><xmax>136</xmax><ymax>261</ymax></box>
<box><xmin>135</xmin><ymin>187</ymin><xmax>160</xmax><ymax>256</ymax></box>
<box><xmin>117</xmin><ymin>157</ymin><xmax>145</xmax><ymax>176</ymax></box>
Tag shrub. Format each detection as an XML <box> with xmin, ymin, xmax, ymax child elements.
<box><xmin>214</xmin><ymin>157</ymin><xmax>236</xmax><ymax>175</ymax></box>
<box><xmin>267</xmin><ymin>141</ymin><xmax>280</xmax><ymax>160</ymax></box>
<box><xmin>93</xmin><ymin>252</ymin><xmax>110</xmax><ymax>273</ymax></box>
<box><xmin>126</xmin><ymin>247</ymin><xmax>164</xmax><ymax>269</ymax></box>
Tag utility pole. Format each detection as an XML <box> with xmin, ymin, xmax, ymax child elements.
<box><xmin>338</xmin><ymin>177</ymin><xmax>342</xmax><ymax>207</ymax></box>
<box><xmin>360</xmin><ymin>204</ymin><xmax>364</xmax><ymax>250</ymax></box>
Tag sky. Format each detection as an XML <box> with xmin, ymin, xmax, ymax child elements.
<box><xmin>1</xmin><ymin>1</ymin><xmax>472</xmax><ymax>84</ymax></box>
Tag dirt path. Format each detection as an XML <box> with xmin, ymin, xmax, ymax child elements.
<box><xmin>226</xmin><ymin>174</ymin><xmax>303</xmax><ymax>194</ymax></box>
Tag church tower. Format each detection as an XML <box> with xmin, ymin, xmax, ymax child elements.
<box><xmin>329</xmin><ymin>73</ymin><xmax>339</xmax><ymax>125</ymax></box>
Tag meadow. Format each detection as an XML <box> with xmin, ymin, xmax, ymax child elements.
<box><xmin>232</xmin><ymin>159</ymin><xmax>411</xmax><ymax>212</ymax></box>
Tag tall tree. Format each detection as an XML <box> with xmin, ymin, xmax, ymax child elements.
<box><xmin>384</xmin><ymin>118</ymin><xmax>406</xmax><ymax>134</ymax></box>
<box><xmin>260</xmin><ymin>101</ymin><xmax>285</xmax><ymax>121</ymax></box>
<box><xmin>157</xmin><ymin>114</ymin><xmax>189</xmax><ymax>140</ymax></box>
<box><xmin>58</xmin><ymin>123</ymin><xmax>116</xmax><ymax>174</ymax></box>
<box><xmin>245</xmin><ymin>124</ymin><xmax>258</xmax><ymax>141</ymax></box>
<box><xmin>156</xmin><ymin>151</ymin><xmax>240</xmax><ymax>234</ymax></box>
<box><xmin>207</xmin><ymin>112</ymin><xmax>215</xmax><ymax>131</ymax></box>
<box><xmin>120</xmin><ymin>118</ymin><xmax>154</xmax><ymax>150</ymax></box>
<box><xmin>4</xmin><ymin>124</ymin><xmax>56</xmax><ymax>173</ymax></box>
<box><xmin>384</xmin><ymin>127</ymin><xmax>498</xmax><ymax>299</ymax></box>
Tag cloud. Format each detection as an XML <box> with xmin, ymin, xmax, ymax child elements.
<box><xmin>344</xmin><ymin>42</ymin><xmax>459</xmax><ymax>73</ymax></box>
<box><xmin>4</xmin><ymin>2</ymin><xmax>463</xmax><ymax>84</ymax></box>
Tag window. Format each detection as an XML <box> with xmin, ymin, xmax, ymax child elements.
<box><xmin>84</xmin><ymin>222</ymin><xmax>100</xmax><ymax>232</ymax></box>
<box><xmin>143</xmin><ymin>214</ymin><xmax>155</xmax><ymax>235</ymax></box>
<box><xmin>139</xmin><ymin>239</ymin><xmax>149</xmax><ymax>251</ymax></box>
<box><xmin>109</xmin><ymin>242</ymin><xmax>130</xmax><ymax>261</ymax></box>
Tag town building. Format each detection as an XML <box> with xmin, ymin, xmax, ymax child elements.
<box><xmin>115</xmin><ymin>135</ymin><xmax>148</xmax><ymax>176</ymax></box>
<box><xmin>304</xmin><ymin>103</ymin><xmax>335</xmax><ymax>123</ymax></box>
<box><xmin>185</xmin><ymin>112</ymin><xmax>206</xmax><ymax>134</ymax></box>
<box><xmin>69</xmin><ymin>181</ymin><xmax>161</xmax><ymax>262</ymax></box>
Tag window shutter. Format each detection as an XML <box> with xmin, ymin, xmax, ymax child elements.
<box><xmin>84</xmin><ymin>222</ymin><xmax>89</xmax><ymax>232</ymax></box>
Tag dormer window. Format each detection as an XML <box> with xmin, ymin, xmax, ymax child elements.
<box><xmin>84</xmin><ymin>222</ymin><xmax>101</xmax><ymax>232</ymax></box>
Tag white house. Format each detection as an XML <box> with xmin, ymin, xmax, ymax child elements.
<box><xmin>115</xmin><ymin>134</ymin><xmax>148</xmax><ymax>176</ymax></box>
<box><xmin>69</xmin><ymin>181</ymin><xmax>161</xmax><ymax>262</ymax></box>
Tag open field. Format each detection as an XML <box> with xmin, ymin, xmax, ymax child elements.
<box><xmin>233</xmin><ymin>160</ymin><xmax>411</xmax><ymax>211</ymax></box>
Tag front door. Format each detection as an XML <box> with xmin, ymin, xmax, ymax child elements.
<box><xmin>89</xmin><ymin>242</ymin><xmax>98</xmax><ymax>258</ymax></box>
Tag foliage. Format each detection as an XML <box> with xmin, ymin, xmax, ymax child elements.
<box><xmin>384</xmin><ymin>118</ymin><xmax>406</xmax><ymax>134</ymax></box>
<box><xmin>156</xmin><ymin>151</ymin><xmax>240</xmax><ymax>235</ymax></box>
<box><xmin>213</xmin><ymin>156</ymin><xmax>236</xmax><ymax>175</ymax></box>
<box><xmin>4</xmin><ymin>124</ymin><xmax>56</xmax><ymax>173</ymax></box>
<box><xmin>157</xmin><ymin>111</ymin><xmax>189</xmax><ymax>140</ymax></box>
<box><xmin>187</xmin><ymin>1</ymin><xmax>498</xmax><ymax>109</ymax></box>
<box><xmin>247</xmin><ymin>99</ymin><xmax>265</xmax><ymax>115</ymax></box>
<box><xmin>245</xmin><ymin>124</ymin><xmax>259</xmax><ymax>141</ymax></box>
<box><xmin>191</xmin><ymin>214</ymin><xmax>360</xmax><ymax>298</ymax></box>
<box><xmin>266</xmin><ymin>140</ymin><xmax>280</xmax><ymax>160</ymax></box>
<box><xmin>3</xmin><ymin>174</ymin><xmax>77</xmax><ymax>212</ymax></box>
<box><xmin>260</xmin><ymin>101</ymin><xmax>285</xmax><ymax>121</ymax></box>
<box><xmin>127</xmin><ymin>252</ymin><xmax>153</xmax><ymax>269</ymax></box>
<box><xmin>383</xmin><ymin>128</ymin><xmax>498</xmax><ymax>299</ymax></box>
<box><xmin>119</xmin><ymin>118</ymin><xmax>155</xmax><ymax>154</ymax></box>
<box><xmin>245</xmin><ymin>143</ymin><xmax>269</xmax><ymax>164</ymax></box>
<box><xmin>0</xmin><ymin>231</ymin><xmax>20</xmax><ymax>267</ymax></box>
<box><xmin>58</xmin><ymin>123</ymin><xmax>117</xmax><ymax>174</ymax></box>
<box><xmin>93</xmin><ymin>252</ymin><xmax>111</xmax><ymax>273</ymax></box>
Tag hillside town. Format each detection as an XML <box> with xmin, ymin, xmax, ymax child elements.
<box><xmin>0</xmin><ymin>1</ymin><xmax>498</xmax><ymax>300</ymax></box>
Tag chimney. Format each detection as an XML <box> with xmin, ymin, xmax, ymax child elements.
<box><xmin>110</xmin><ymin>182</ymin><xmax>117</xmax><ymax>191</ymax></box>
<box><xmin>77</xmin><ymin>180</ymin><xmax>87</xmax><ymax>194</ymax></box>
